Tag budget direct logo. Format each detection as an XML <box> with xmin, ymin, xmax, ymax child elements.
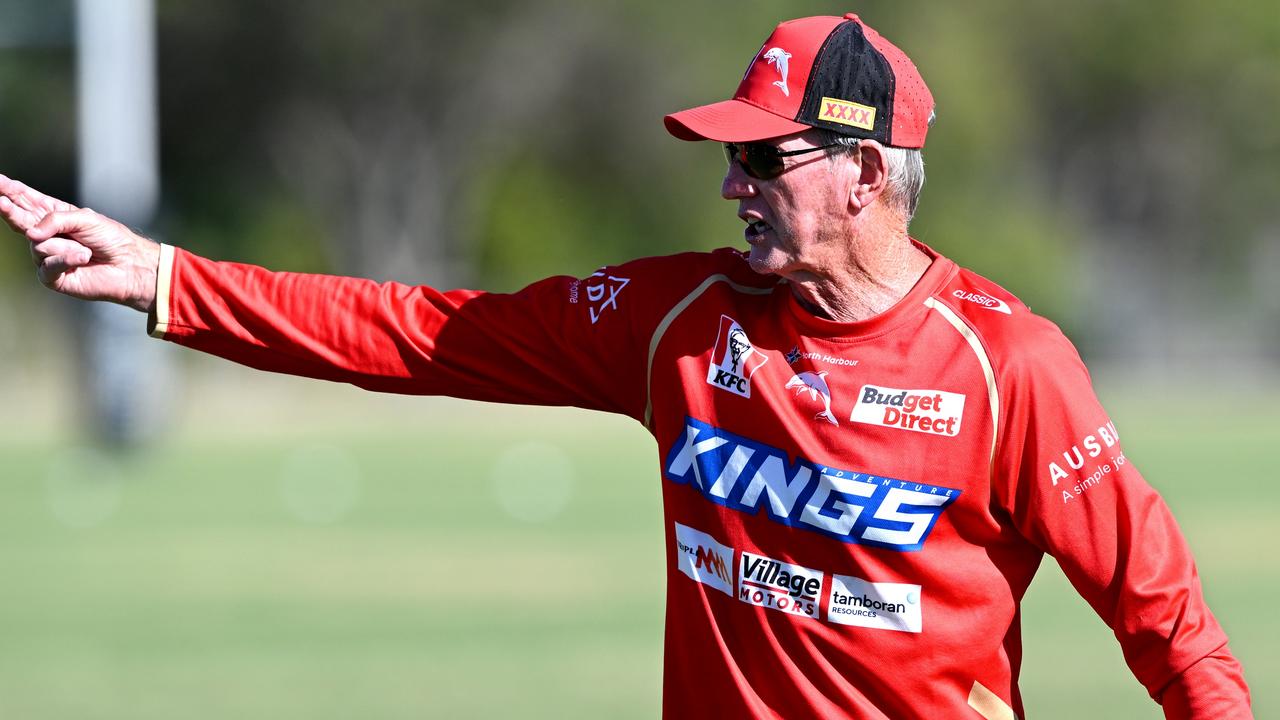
<box><xmin>738</xmin><ymin>552</ymin><xmax>823</xmax><ymax>620</ymax></box>
<box><xmin>706</xmin><ymin>315</ymin><xmax>768</xmax><ymax>398</ymax></box>
<box><xmin>826</xmin><ymin>574</ymin><xmax>922</xmax><ymax>633</ymax></box>
<box><xmin>673</xmin><ymin>522</ymin><xmax>735</xmax><ymax>597</ymax></box>
<box><xmin>850</xmin><ymin>385</ymin><xmax>965</xmax><ymax>437</ymax></box>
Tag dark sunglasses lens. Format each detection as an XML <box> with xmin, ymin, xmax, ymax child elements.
<box><xmin>743</xmin><ymin>144</ymin><xmax>783</xmax><ymax>179</ymax></box>
<box><xmin>724</xmin><ymin>143</ymin><xmax>782</xmax><ymax>180</ymax></box>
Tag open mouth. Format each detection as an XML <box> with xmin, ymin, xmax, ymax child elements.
<box><xmin>744</xmin><ymin>218</ymin><xmax>772</xmax><ymax>241</ymax></box>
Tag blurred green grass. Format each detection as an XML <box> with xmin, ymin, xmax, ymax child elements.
<box><xmin>0</xmin><ymin>388</ymin><xmax>1272</xmax><ymax>719</ymax></box>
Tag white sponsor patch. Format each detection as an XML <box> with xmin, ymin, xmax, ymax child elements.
<box><xmin>706</xmin><ymin>315</ymin><xmax>768</xmax><ymax>398</ymax></box>
<box><xmin>850</xmin><ymin>385</ymin><xmax>965</xmax><ymax>437</ymax></box>
<box><xmin>952</xmin><ymin>289</ymin><xmax>1011</xmax><ymax>315</ymax></box>
<box><xmin>737</xmin><ymin>552</ymin><xmax>823</xmax><ymax>620</ymax></box>
<box><xmin>826</xmin><ymin>574</ymin><xmax>922</xmax><ymax>633</ymax></box>
<box><xmin>673</xmin><ymin>522</ymin><xmax>734</xmax><ymax>597</ymax></box>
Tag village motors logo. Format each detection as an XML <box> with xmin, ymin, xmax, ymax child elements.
<box><xmin>826</xmin><ymin>574</ymin><xmax>923</xmax><ymax>633</ymax></box>
<box><xmin>673</xmin><ymin>522</ymin><xmax>735</xmax><ymax>597</ymax></box>
<box><xmin>738</xmin><ymin>552</ymin><xmax>823</xmax><ymax>620</ymax></box>
<box><xmin>850</xmin><ymin>385</ymin><xmax>966</xmax><ymax>437</ymax></box>
<box><xmin>706</xmin><ymin>315</ymin><xmax>768</xmax><ymax>398</ymax></box>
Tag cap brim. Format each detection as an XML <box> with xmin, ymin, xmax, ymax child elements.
<box><xmin>664</xmin><ymin>98</ymin><xmax>811</xmax><ymax>142</ymax></box>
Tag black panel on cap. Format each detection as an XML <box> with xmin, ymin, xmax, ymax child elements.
<box><xmin>797</xmin><ymin>21</ymin><xmax>896</xmax><ymax>143</ymax></box>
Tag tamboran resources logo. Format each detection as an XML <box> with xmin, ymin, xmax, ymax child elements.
<box><xmin>827</xmin><ymin>574</ymin><xmax>922</xmax><ymax>633</ymax></box>
<box><xmin>850</xmin><ymin>385</ymin><xmax>966</xmax><ymax>437</ymax></box>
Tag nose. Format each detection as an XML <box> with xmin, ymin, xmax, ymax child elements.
<box><xmin>721</xmin><ymin>156</ymin><xmax>757</xmax><ymax>200</ymax></box>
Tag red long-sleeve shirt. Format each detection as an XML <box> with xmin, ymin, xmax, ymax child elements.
<box><xmin>148</xmin><ymin>240</ymin><xmax>1251</xmax><ymax>719</ymax></box>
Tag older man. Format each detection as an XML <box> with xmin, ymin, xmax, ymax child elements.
<box><xmin>1</xmin><ymin>12</ymin><xmax>1252</xmax><ymax>720</ymax></box>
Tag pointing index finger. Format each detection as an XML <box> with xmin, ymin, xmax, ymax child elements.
<box><xmin>0</xmin><ymin>194</ymin><xmax>35</xmax><ymax>235</ymax></box>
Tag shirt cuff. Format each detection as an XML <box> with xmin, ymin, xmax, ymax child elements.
<box><xmin>147</xmin><ymin>243</ymin><xmax>176</xmax><ymax>339</ymax></box>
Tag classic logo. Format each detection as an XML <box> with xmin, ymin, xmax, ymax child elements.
<box><xmin>785</xmin><ymin>371</ymin><xmax>838</xmax><ymax>426</ymax></box>
<box><xmin>952</xmin><ymin>289</ymin><xmax>1011</xmax><ymax>315</ymax></box>
<box><xmin>706</xmin><ymin>315</ymin><xmax>768</xmax><ymax>398</ymax></box>
<box><xmin>673</xmin><ymin>522</ymin><xmax>735</xmax><ymax>597</ymax></box>
<box><xmin>826</xmin><ymin>574</ymin><xmax>923</xmax><ymax>633</ymax></box>
<box><xmin>763</xmin><ymin>47</ymin><xmax>792</xmax><ymax>97</ymax></box>
<box><xmin>850</xmin><ymin>385</ymin><xmax>966</xmax><ymax>437</ymax></box>
<box><xmin>664</xmin><ymin>417</ymin><xmax>961</xmax><ymax>552</ymax></box>
<box><xmin>738</xmin><ymin>552</ymin><xmax>823</xmax><ymax>619</ymax></box>
<box><xmin>820</xmin><ymin>96</ymin><xmax>876</xmax><ymax>131</ymax></box>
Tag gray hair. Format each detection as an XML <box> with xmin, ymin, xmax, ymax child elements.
<box><xmin>818</xmin><ymin>128</ymin><xmax>928</xmax><ymax>222</ymax></box>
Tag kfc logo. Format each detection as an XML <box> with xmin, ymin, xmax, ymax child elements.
<box><xmin>706</xmin><ymin>315</ymin><xmax>768</xmax><ymax>398</ymax></box>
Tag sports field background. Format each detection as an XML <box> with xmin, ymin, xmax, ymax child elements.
<box><xmin>1</xmin><ymin>3</ymin><xmax>1274</xmax><ymax>716</ymax></box>
<box><xmin>0</xmin><ymin>342</ymin><xmax>1272</xmax><ymax>719</ymax></box>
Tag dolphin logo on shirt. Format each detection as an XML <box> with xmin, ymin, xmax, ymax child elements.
<box><xmin>785</xmin><ymin>371</ymin><xmax>837</xmax><ymax>426</ymax></box>
<box><xmin>763</xmin><ymin>47</ymin><xmax>792</xmax><ymax>97</ymax></box>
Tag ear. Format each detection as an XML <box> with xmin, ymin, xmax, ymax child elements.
<box><xmin>847</xmin><ymin>140</ymin><xmax>890</xmax><ymax>213</ymax></box>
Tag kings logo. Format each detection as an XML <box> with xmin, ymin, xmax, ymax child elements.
<box><xmin>706</xmin><ymin>315</ymin><xmax>768</xmax><ymax>398</ymax></box>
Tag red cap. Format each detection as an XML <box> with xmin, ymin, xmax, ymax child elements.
<box><xmin>664</xmin><ymin>14</ymin><xmax>934</xmax><ymax>148</ymax></box>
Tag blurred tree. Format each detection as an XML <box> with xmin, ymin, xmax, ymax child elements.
<box><xmin>1</xmin><ymin>0</ymin><xmax>1276</xmax><ymax>370</ymax></box>
<box><xmin>1011</xmin><ymin>0</ymin><xmax>1280</xmax><ymax>364</ymax></box>
<box><xmin>159</xmin><ymin>0</ymin><xmax>616</xmax><ymax>286</ymax></box>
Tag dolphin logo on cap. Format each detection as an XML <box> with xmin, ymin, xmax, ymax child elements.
<box><xmin>763</xmin><ymin>47</ymin><xmax>792</xmax><ymax>97</ymax></box>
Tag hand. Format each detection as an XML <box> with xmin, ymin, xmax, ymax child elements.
<box><xmin>0</xmin><ymin>174</ymin><xmax>160</xmax><ymax>312</ymax></box>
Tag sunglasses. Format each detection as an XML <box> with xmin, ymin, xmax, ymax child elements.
<box><xmin>723</xmin><ymin>140</ymin><xmax>850</xmax><ymax>180</ymax></box>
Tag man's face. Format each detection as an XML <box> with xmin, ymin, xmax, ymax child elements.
<box><xmin>722</xmin><ymin>129</ymin><xmax>857</xmax><ymax>280</ymax></box>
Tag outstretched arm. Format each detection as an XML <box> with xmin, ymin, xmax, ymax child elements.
<box><xmin>0</xmin><ymin>174</ymin><xmax>159</xmax><ymax>312</ymax></box>
<box><xmin>4</xmin><ymin>171</ymin><xmax>675</xmax><ymax>416</ymax></box>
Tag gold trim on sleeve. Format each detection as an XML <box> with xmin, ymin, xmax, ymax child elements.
<box><xmin>149</xmin><ymin>243</ymin><xmax>176</xmax><ymax>339</ymax></box>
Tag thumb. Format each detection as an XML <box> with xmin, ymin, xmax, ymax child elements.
<box><xmin>26</xmin><ymin>209</ymin><xmax>108</xmax><ymax>243</ymax></box>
